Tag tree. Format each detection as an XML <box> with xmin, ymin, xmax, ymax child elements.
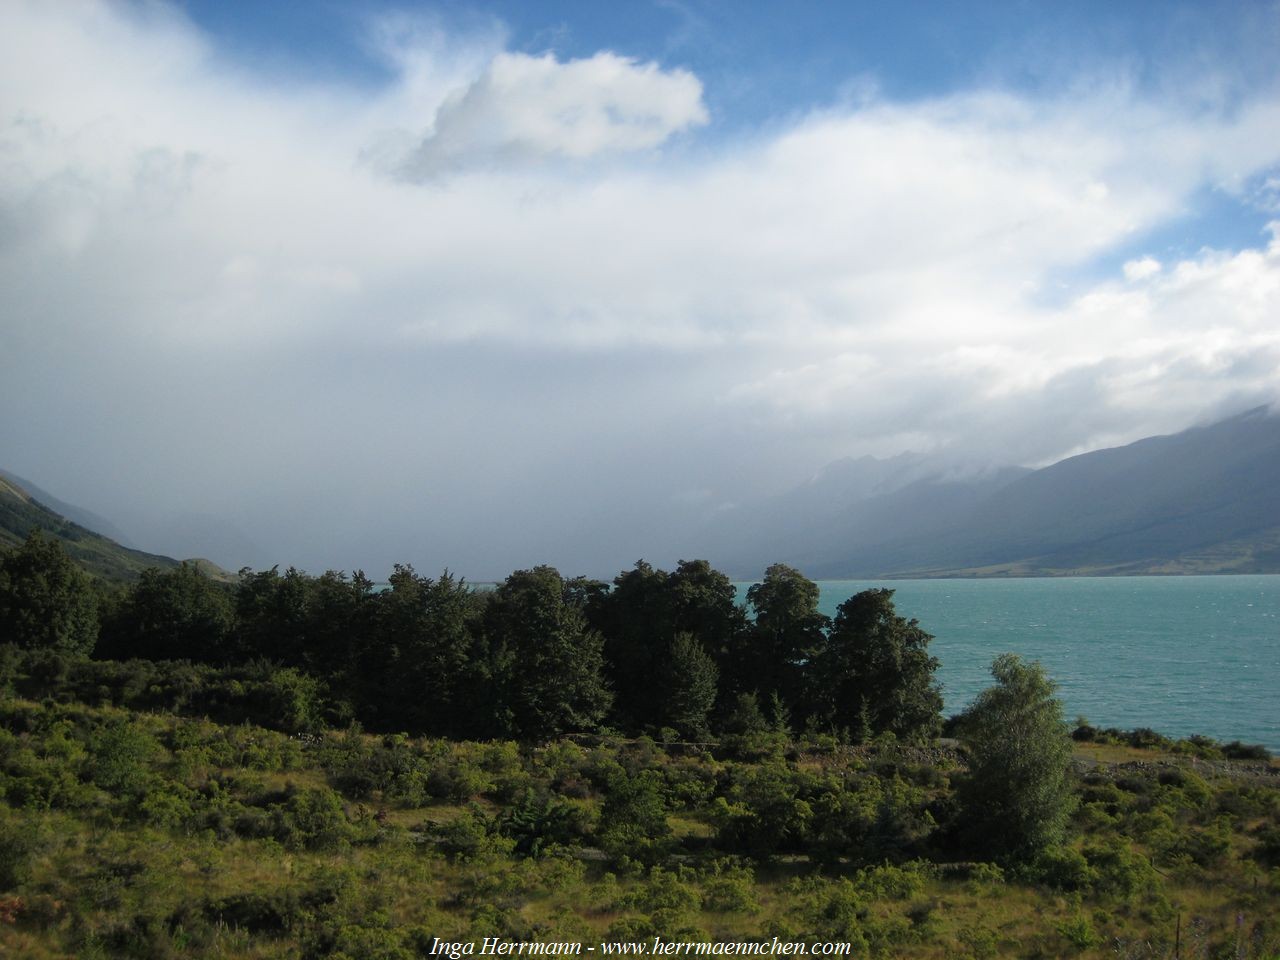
<box><xmin>590</xmin><ymin>561</ymin><xmax>675</xmax><ymax>731</ymax></box>
<box><xmin>0</xmin><ymin>532</ymin><xmax>98</xmax><ymax>654</ymax></box>
<box><xmin>233</xmin><ymin>566</ymin><xmax>313</xmax><ymax>665</ymax></box>
<box><xmin>667</xmin><ymin>559</ymin><xmax>749</xmax><ymax>688</ymax></box>
<box><xmin>366</xmin><ymin>565</ymin><xmax>488</xmax><ymax>738</ymax></box>
<box><xmin>955</xmin><ymin>653</ymin><xmax>1074</xmax><ymax>862</ymax></box>
<box><xmin>597</xmin><ymin>770</ymin><xmax>671</xmax><ymax>864</ymax></box>
<box><xmin>660</xmin><ymin>632</ymin><xmax>719</xmax><ymax>740</ymax></box>
<box><xmin>745</xmin><ymin>563</ymin><xmax>829</xmax><ymax>715</ymax></box>
<box><xmin>96</xmin><ymin>562</ymin><xmax>234</xmax><ymax>662</ymax></box>
<box><xmin>811</xmin><ymin>588</ymin><xmax>941</xmax><ymax>742</ymax></box>
<box><xmin>485</xmin><ymin>566</ymin><xmax>612</xmax><ymax>741</ymax></box>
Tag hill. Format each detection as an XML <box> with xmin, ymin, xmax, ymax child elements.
<box><xmin>705</xmin><ymin>406</ymin><xmax>1280</xmax><ymax>578</ymax></box>
<box><xmin>0</xmin><ymin>472</ymin><xmax>228</xmax><ymax>582</ymax></box>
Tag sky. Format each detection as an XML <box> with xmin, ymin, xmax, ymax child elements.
<box><xmin>2</xmin><ymin>0</ymin><xmax>1280</xmax><ymax>578</ymax></box>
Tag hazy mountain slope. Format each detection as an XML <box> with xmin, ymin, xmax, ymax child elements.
<box><xmin>0</xmin><ymin>473</ymin><xmax>226</xmax><ymax>583</ymax></box>
<box><xmin>703</xmin><ymin>454</ymin><xmax>1030</xmax><ymax>577</ymax></box>
<box><xmin>805</xmin><ymin>406</ymin><xmax>1280</xmax><ymax>577</ymax></box>
<box><xmin>711</xmin><ymin>406</ymin><xmax>1280</xmax><ymax>578</ymax></box>
<box><xmin>912</xmin><ymin>406</ymin><xmax>1280</xmax><ymax>573</ymax></box>
<box><xmin>0</xmin><ymin>469</ymin><xmax>137</xmax><ymax>547</ymax></box>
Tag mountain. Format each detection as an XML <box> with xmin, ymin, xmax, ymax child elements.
<box><xmin>0</xmin><ymin>473</ymin><xmax>229</xmax><ymax>583</ymax></box>
<box><xmin>0</xmin><ymin>469</ymin><xmax>138</xmax><ymax>547</ymax></box>
<box><xmin>707</xmin><ymin>406</ymin><xmax>1280</xmax><ymax>578</ymax></box>
<box><xmin>904</xmin><ymin>405</ymin><xmax>1280</xmax><ymax>577</ymax></box>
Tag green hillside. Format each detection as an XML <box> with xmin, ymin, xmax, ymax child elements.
<box><xmin>0</xmin><ymin>474</ymin><xmax>226</xmax><ymax>583</ymax></box>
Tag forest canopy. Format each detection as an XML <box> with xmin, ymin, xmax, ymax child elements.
<box><xmin>1</xmin><ymin>535</ymin><xmax>945</xmax><ymax>745</ymax></box>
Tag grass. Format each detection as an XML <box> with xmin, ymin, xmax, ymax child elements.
<box><xmin>0</xmin><ymin>696</ymin><xmax>1277</xmax><ymax>956</ymax></box>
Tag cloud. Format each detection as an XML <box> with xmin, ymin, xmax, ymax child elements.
<box><xmin>2</xmin><ymin>1</ymin><xmax>1280</xmax><ymax>576</ymax></box>
<box><xmin>1122</xmin><ymin>256</ymin><xmax>1161</xmax><ymax>282</ymax></box>
<box><xmin>396</xmin><ymin>50</ymin><xmax>708</xmax><ymax>177</ymax></box>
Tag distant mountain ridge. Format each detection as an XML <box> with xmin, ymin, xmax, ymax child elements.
<box><xmin>706</xmin><ymin>406</ymin><xmax>1280</xmax><ymax>578</ymax></box>
<box><xmin>0</xmin><ymin>473</ymin><xmax>229</xmax><ymax>583</ymax></box>
<box><xmin>0</xmin><ymin>469</ymin><xmax>138</xmax><ymax>547</ymax></box>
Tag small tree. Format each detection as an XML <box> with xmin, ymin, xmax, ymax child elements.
<box><xmin>956</xmin><ymin>653</ymin><xmax>1074</xmax><ymax>862</ymax></box>
<box><xmin>597</xmin><ymin>770</ymin><xmax>671</xmax><ymax>864</ymax></box>
<box><xmin>661</xmin><ymin>632</ymin><xmax>718</xmax><ymax>740</ymax></box>
<box><xmin>0</xmin><ymin>533</ymin><xmax>98</xmax><ymax>654</ymax></box>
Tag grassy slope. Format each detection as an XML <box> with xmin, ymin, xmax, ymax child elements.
<box><xmin>0</xmin><ymin>691</ymin><xmax>1276</xmax><ymax>957</ymax></box>
<box><xmin>0</xmin><ymin>475</ymin><xmax>230</xmax><ymax>583</ymax></box>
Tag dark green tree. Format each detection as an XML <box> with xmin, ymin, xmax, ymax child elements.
<box><xmin>0</xmin><ymin>532</ymin><xmax>98</xmax><ymax>654</ymax></box>
<box><xmin>485</xmin><ymin>566</ymin><xmax>612</xmax><ymax>741</ymax></box>
<box><xmin>589</xmin><ymin>561</ymin><xmax>676</xmax><ymax>731</ymax></box>
<box><xmin>96</xmin><ymin>562</ymin><xmax>234</xmax><ymax>662</ymax></box>
<box><xmin>955</xmin><ymin>653</ymin><xmax>1074</xmax><ymax>862</ymax></box>
<box><xmin>592</xmin><ymin>559</ymin><xmax>748</xmax><ymax>732</ymax></box>
<box><xmin>745</xmin><ymin>563</ymin><xmax>829</xmax><ymax>714</ymax></box>
<box><xmin>233</xmin><ymin>566</ymin><xmax>314</xmax><ymax>665</ymax></box>
<box><xmin>365</xmin><ymin>565</ymin><xmax>488</xmax><ymax>738</ymax></box>
<box><xmin>301</xmin><ymin>568</ymin><xmax>375</xmax><ymax>678</ymax></box>
<box><xmin>660</xmin><ymin>631</ymin><xmax>719</xmax><ymax>740</ymax></box>
<box><xmin>811</xmin><ymin>588</ymin><xmax>942</xmax><ymax>742</ymax></box>
<box><xmin>668</xmin><ymin>559</ymin><xmax>749</xmax><ymax>686</ymax></box>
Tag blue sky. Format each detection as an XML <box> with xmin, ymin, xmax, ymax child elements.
<box><xmin>177</xmin><ymin>0</ymin><xmax>1280</xmax><ymax>280</ymax></box>
<box><xmin>2</xmin><ymin>1</ymin><xmax>1280</xmax><ymax>576</ymax></box>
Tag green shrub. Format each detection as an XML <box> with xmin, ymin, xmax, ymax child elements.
<box><xmin>1032</xmin><ymin>846</ymin><xmax>1094</xmax><ymax>891</ymax></box>
<box><xmin>1083</xmin><ymin>839</ymin><xmax>1158</xmax><ymax>899</ymax></box>
<box><xmin>598</xmin><ymin>771</ymin><xmax>672</xmax><ymax>865</ymax></box>
<box><xmin>1056</xmin><ymin>913</ymin><xmax>1099</xmax><ymax>951</ymax></box>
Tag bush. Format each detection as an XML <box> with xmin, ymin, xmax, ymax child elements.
<box><xmin>1056</xmin><ymin>913</ymin><xmax>1099</xmax><ymax>951</ymax></box>
<box><xmin>0</xmin><ymin>811</ymin><xmax>35</xmax><ymax>890</ymax></box>
<box><xmin>598</xmin><ymin>771</ymin><xmax>672</xmax><ymax>865</ymax></box>
<box><xmin>1032</xmin><ymin>846</ymin><xmax>1094</xmax><ymax>891</ymax></box>
<box><xmin>1221</xmin><ymin>741</ymin><xmax>1272</xmax><ymax>762</ymax></box>
<box><xmin>1083</xmin><ymin>839</ymin><xmax>1158</xmax><ymax>899</ymax></box>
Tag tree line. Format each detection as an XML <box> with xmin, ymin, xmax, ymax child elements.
<box><xmin>1</xmin><ymin>534</ymin><xmax>943</xmax><ymax>745</ymax></box>
<box><xmin>1</xmin><ymin>532</ymin><xmax>1095</xmax><ymax>864</ymax></box>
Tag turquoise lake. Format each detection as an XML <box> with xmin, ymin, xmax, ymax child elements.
<box><xmin>799</xmin><ymin>576</ymin><xmax>1280</xmax><ymax>751</ymax></box>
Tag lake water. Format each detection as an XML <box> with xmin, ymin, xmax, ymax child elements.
<box><xmin>799</xmin><ymin>576</ymin><xmax>1280</xmax><ymax>751</ymax></box>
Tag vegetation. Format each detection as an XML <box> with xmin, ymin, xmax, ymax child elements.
<box><xmin>953</xmin><ymin>654</ymin><xmax>1074</xmax><ymax>861</ymax></box>
<box><xmin>0</xmin><ymin>475</ymin><xmax>209</xmax><ymax>584</ymax></box>
<box><xmin>0</xmin><ymin>535</ymin><xmax>1277</xmax><ymax>956</ymax></box>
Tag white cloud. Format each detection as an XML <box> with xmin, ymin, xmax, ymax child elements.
<box><xmin>397</xmin><ymin>50</ymin><xmax>708</xmax><ymax>177</ymax></box>
<box><xmin>3</xmin><ymin>1</ymin><xmax>1280</xmax><ymax>573</ymax></box>
<box><xmin>1123</xmin><ymin>256</ymin><xmax>1162</xmax><ymax>282</ymax></box>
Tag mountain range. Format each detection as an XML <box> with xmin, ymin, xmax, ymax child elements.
<box><xmin>702</xmin><ymin>405</ymin><xmax>1280</xmax><ymax>578</ymax></box>
<box><xmin>0</xmin><ymin>472</ymin><xmax>228</xmax><ymax>583</ymax></box>
<box><xmin>5</xmin><ymin>405</ymin><xmax>1280</xmax><ymax>581</ymax></box>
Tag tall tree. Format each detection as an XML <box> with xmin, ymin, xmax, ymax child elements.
<box><xmin>233</xmin><ymin>566</ymin><xmax>313</xmax><ymax>665</ymax></box>
<box><xmin>485</xmin><ymin>566</ymin><xmax>612</xmax><ymax>741</ymax></box>
<box><xmin>811</xmin><ymin>588</ymin><xmax>941</xmax><ymax>742</ymax></box>
<box><xmin>590</xmin><ymin>561</ymin><xmax>675</xmax><ymax>731</ymax></box>
<box><xmin>955</xmin><ymin>653</ymin><xmax>1074</xmax><ymax>862</ymax></box>
<box><xmin>666</xmin><ymin>559</ymin><xmax>751</xmax><ymax>715</ymax></box>
<box><xmin>745</xmin><ymin>563</ymin><xmax>829</xmax><ymax>715</ymax></box>
<box><xmin>366</xmin><ymin>566</ymin><xmax>487</xmax><ymax>738</ymax></box>
<box><xmin>97</xmin><ymin>562</ymin><xmax>234</xmax><ymax>662</ymax></box>
<box><xmin>0</xmin><ymin>532</ymin><xmax>98</xmax><ymax>654</ymax></box>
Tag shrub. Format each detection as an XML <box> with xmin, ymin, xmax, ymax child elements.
<box><xmin>494</xmin><ymin>789</ymin><xmax>585</xmax><ymax>857</ymax></box>
<box><xmin>1083</xmin><ymin>839</ymin><xmax>1158</xmax><ymax>899</ymax></box>
<box><xmin>1032</xmin><ymin>846</ymin><xmax>1094</xmax><ymax>891</ymax></box>
<box><xmin>598</xmin><ymin>771</ymin><xmax>672</xmax><ymax>865</ymax></box>
<box><xmin>1056</xmin><ymin>913</ymin><xmax>1099</xmax><ymax>951</ymax></box>
<box><xmin>1221</xmin><ymin>741</ymin><xmax>1272</xmax><ymax>762</ymax></box>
